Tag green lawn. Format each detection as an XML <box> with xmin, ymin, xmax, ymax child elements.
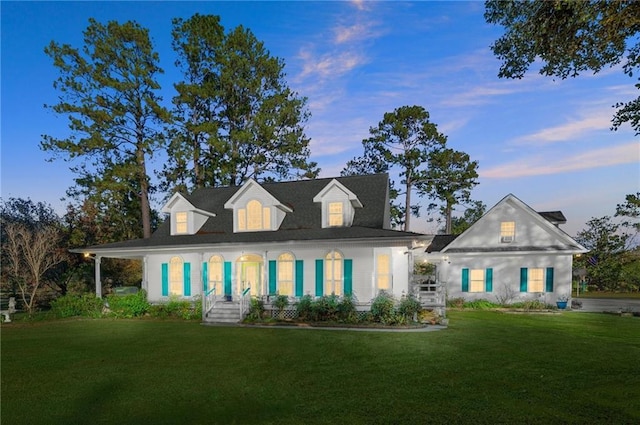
<box><xmin>2</xmin><ymin>311</ymin><xmax>639</xmax><ymax>424</ymax></box>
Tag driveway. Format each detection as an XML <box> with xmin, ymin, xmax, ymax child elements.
<box><xmin>573</xmin><ymin>297</ymin><xmax>640</xmax><ymax>313</ymax></box>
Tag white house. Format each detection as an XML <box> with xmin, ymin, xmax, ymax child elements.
<box><xmin>418</xmin><ymin>194</ymin><xmax>587</xmax><ymax>306</ymax></box>
<box><xmin>76</xmin><ymin>174</ymin><xmax>429</xmax><ymax>322</ymax></box>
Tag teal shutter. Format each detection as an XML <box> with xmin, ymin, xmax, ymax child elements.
<box><xmin>546</xmin><ymin>267</ymin><xmax>554</xmax><ymax>292</ymax></box>
<box><xmin>184</xmin><ymin>262</ymin><xmax>191</xmax><ymax>296</ymax></box>
<box><xmin>269</xmin><ymin>260</ymin><xmax>277</xmax><ymax>295</ymax></box>
<box><xmin>224</xmin><ymin>262</ymin><xmax>232</xmax><ymax>296</ymax></box>
<box><xmin>161</xmin><ymin>263</ymin><xmax>169</xmax><ymax>296</ymax></box>
<box><xmin>295</xmin><ymin>260</ymin><xmax>304</xmax><ymax>297</ymax></box>
<box><xmin>344</xmin><ymin>259</ymin><xmax>353</xmax><ymax>296</ymax></box>
<box><xmin>520</xmin><ymin>268</ymin><xmax>528</xmax><ymax>292</ymax></box>
<box><xmin>485</xmin><ymin>268</ymin><xmax>493</xmax><ymax>292</ymax></box>
<box><xmin>315</xmin><ymin>259</ymin><xmax>324</xmax><ymax>296</ymax></box>
<box><xmin>202</xmin><ymin>262</ymin><xmax>208</xmax><ymax>292</ymax></box>
<box><xmin>461</xmin><ymin>268</ymin><xmax>469</xmax><ymax>292</ymax></box>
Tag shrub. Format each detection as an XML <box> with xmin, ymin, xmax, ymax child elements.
<box><xmin>273</xmin><ymin>294</ymin><xmax>289</xmax><ymax>318</ymax></box>
<box><xmin>510</xmin><ymin>299</ymin><xmax>549</xmax><ymax>310</ymax></box>
<box><xmin>148</xmin><ymin>296</ymin><xmax>202</xmax><ymax>320</ymax></box>
<box><xmin>246</xmin><ymin>297</ymin><xmax>265</xmax><ymax>321</ymax></box>
<box><xmin>370</xmin><ymin>291</ymin><xmax>397</xmax><ymax>324</ymax></box>
<box><xmin>447</xmin><ymin>297</ymin><xmax>466</xmax><ymax>308</ymax></box>
<box><xmin>398</xmin><ymin>293</ymin><xmax>422</xmax><ymax>321</ymax></box>
<box><xmin>296</xmin><ymin>295</ymin><xmax>313</xmax><ymax>320</ymax></box>
<box><xmin>50</xmin><ymin>294</ymin><xmax>104</xmax><ymax>318</ymax></box>
<box><xmin>311</xmin><ymin>295</ymin><xmax>339</xmax><ymax>321</ymax></box>
<box><xmin>106</xmin><ymin>289</ymin><xmax>149</xmax><ymax>318</ymax></box>
<box><xmin>463</xmin><ymin>299</ymin><xmax>499</xmax><ymax>310</ymax></box>
<box><xmin>337</xmin><ymin>294</ymin><xmax>358</xmax><ymax>323</ymax></box>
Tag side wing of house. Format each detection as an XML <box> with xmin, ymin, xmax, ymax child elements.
<box><xmin>425</xmin><ymin>194</ymin><xmax>586</xmax><ymax>304</ymax></box>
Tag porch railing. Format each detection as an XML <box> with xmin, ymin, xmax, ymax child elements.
<box><xmin>204</xmin><ymin>285</ymin><xmax>218</xmax><ymax>315</ymax></box>
<box><xmin>239</xmin><ymin>286</ymin><xmax>251</xmax><ymax>319</ymax></box>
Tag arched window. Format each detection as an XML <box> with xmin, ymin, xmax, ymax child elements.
<box><xmin>278</xmin><ymin>253</ymin><xmax>294</xmax><ymax>296</ymax></box>
<box><xmin>238</xmin><ymin>200</ymin><xmax>271</xmax><ymax>231</ymax></box>
<box><xmin>208</xmin><ymin>255</ymin><xmax>223</xmax><ymax>294</ymax></box>
<box><xmin>169</xmin><ymin>256</ymin><xmax>183</xmax><ymax>295</ymax></box>
<box><xmin>325</xmin><ymin>250</ymin><xmax>343</xmax><ymax>296</ymax></box>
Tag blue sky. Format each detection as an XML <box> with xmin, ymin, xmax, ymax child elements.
<box><xmin>2</xmin><ymin>1</ymin><xmax>638</xmax><ymax>236</ymax></box>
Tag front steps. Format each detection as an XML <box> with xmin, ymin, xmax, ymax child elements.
<box><xmin>204</xmin><ymin>301</ymin><xmax>242</xmax><ymax>323</ymax></box>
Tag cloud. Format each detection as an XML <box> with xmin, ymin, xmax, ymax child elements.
<box><xmin>482</xmin><ymin>141</ymin><xmax>640</xmax><ymax>179</ymax></box>
<box><xmin>441</xmin><ymin>84</ymin><xmax>523</xmax><ymax>107</ymax></box>
<box><xmin>513</xmin><ymin>111</ymin><xmax>613</xmax><ymax>145</ymax></box>
<box><xmin>298</xmin><ymin>49</ymin><xmax>366</xmax><ymax>80</ymax></box>
<box><xmin>334</xmin><ymin>22</ymin><xmax>379</xmax><ymax>44</ymax></box>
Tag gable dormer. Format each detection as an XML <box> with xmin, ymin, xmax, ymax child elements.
<box><xmin>224</xmin><ymin>178</ymin><xmax>292</xmax><ymax>232</ymax></box>
<box><xmin>161</xmin><ymin>193</ymin><xmax>216</xmax><ymax>236</ymax></box>
<box><xmin>313</xmin><ymin>179</ymin><xmax>363</xmax><ymax>228</ymax></box>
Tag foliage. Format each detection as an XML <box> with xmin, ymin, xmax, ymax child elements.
<box><xmin>509</xmin><ymin>299</ymin><xmax>551</xmax><ymax>311</ymax></box>
<box><xmin>246</xmin><ymin>297</ymin><xmax>266</xmax><ymax>320</ymax></box>
<box><xmin>370</xmin><ymin>291</ymin><xmax>397</xmax><ymax>324</ymax></box>
<box><xmin>148</xmin><ymin>295</ymin><xmax>201</xmax><ymax>320</ymax></box>
<box><xmin>494</xmin><ymin>283</ymin><xmax>519</xmax><ymax>305</ymax></box>
<box><xmin>414</xmin><ymin>261</ymin><xmax>436</xmax><ymax>276</ymax></box>
<box><xmin>343</xmin><ymin>105</ymin><xmax>447</xmax><ymax>230</ymax></box>
<box><xmin>50</xmin><ymin>293</ymin><xmax>104</xmax><ymax>318</ymax></box>
<box><xmin>162</xmin><ymin>15</ymin><xmax>318</xmax><ymax>193</ymax></box>
<box><xmin>105</xmin><ymin>289</ymin><xmax>150</xmax><ymax>318</ymax></box>
<box><xmin>41</xmin><ymin>18</ymin><xmax>171</xmax><ymax>238</ymax></box>
<box><xmin>273</xmin><ymin>294</ymin><xmax>289</xmax><ymax>319</ymax></box>
<box><xmin>336</xmin><ymin>294</ymin><xmax>358</xmax><ymax>323</ymax></box>
<box><xmin>310</xmin><ymin>294</ymin><xmax>340</xmax><ymax>322</ymax></box>
<box><xmin>615</xmin><ymin>192</ymin><xmax>640</xmax><ymax>244</ymax></box>
<box><xmin>485</xmin><ymin>0</ymin><xmax>640</xmax><ymax>134</ymax></box>
<box><xmin>419</xmin><ymin>148</ymin><xmax>479</xmax><ymax>234</ymax></box>
<box><xmin>462</xmin><ymin>299</ymin><xmax>500</xmax><ymax>310</ymax></box>
<box><xmin>2</xmin><ymin>222</ymin><xmax>68</xmax><ymax>315</ymax></box>
<box><xmin>398</xmin><ymin>293</ymin><xmax>422</xmax><ymax>319</ymax></box>
<box><xmin>446</xmin><ymin>297</ymin><xmax>466</xmax><ymax>308</ymax></box>
<box><xmin>295</xmin><ymin>294</ymin><xmax>313</xmax><ymax>321</ymax></box>
<box><xmin>449</xmin><ymin>200</ymin><xmax>486</xmax><ymax>235</ymax></box>
<box><xmin>576</xmin><ymin>215</ymin><xmax>629</xmax><ymax>291</ymax></box>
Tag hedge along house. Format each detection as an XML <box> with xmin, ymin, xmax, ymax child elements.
<box><xmin>74</xmin><ymin>174</ymin><xmax>430</xmax><ymax>322</ymax></box>
<box><xmin>418</xmin><ymin>194</ymin><xmax>587</xmax><ymax>306</ymax></box>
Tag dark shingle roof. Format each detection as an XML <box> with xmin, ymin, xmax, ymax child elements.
<box><xmin>425</xmin><ymin>234</ymin><xmax>458</xmax><ymax>252</ymax></box>
<box><xmin>538</xmin><ymin>211</ymin><xmax>567</xmax><ymax>224</ymax></box>
<box><xmin>82</xmin><ymin>174</ymin><xmax>424</xmax><ymax>251</ymax></box>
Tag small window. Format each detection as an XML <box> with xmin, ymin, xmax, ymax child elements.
<box><xmin>528</xmin><ymin>268</ymin><xmax>544</xmax><ymax>292</ymax></box>
<box><xmin>470</xmin><ymin>269</ymin><xmax>485</xmax><ymax>292</ymax></box>
<box><xmin>376</xmin><ymin>254</ymin><xmax>391</xmax><ymax>291</ymax></box>
<box><xmin>501</xmin><ymin>221</ymin><xmax>515</xmax><ymax>243</ymax></box>
<box><xmin>175</xmin><ymin>212</ymin><xmax>188</xmax><ymax>234</ymax></box>
<box><xmin>329</xmin><ymin>202</ymin><xmax>343</xmax><ymax>226</ymax></box>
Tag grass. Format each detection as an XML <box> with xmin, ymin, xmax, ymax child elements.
<box><xmin>2</xmin><ymin>311</ymin><xmax>639</xmax><ymax>424</ymax></box>
<box><xmin>575</xmin><ymin>291</ymin><xmax>640</xmax><ymax>299</ymax></box>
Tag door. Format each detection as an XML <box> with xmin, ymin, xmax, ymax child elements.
<box><xmin>237</xmin><ymin>254</ymin><xmax>263</xmax><ymax>296</ymax></box>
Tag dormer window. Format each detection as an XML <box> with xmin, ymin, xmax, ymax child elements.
<box><xmin>238</xmin><ymin>200</ymin><xmax>271</xmax><ymax>231</ymax></box>
<box><xmin>329</xmin><ymin>202</ymin><xmax>344</xmax><ymax>226</ymax></box>
<box><xmin>175</xmin><ymin>212</ymin><xmax>188</xmax><ymax>234</ymax></box>
<box><xmin>314</xmin><ymin>179</ymin><xmax>363</xmax><ymax>229</ymax></box>
<box><xmin>501</xmin><ymin>221</ymin><xmax>515</xmax><ymax>243</ymax></box>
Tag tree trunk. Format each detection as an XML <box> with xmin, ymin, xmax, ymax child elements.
<box><xmin>137</xmin><ymin>142</ymin><xmax>152</xmax><ymax>239</ymax></box>
<box><xmin>405</xmin><ymin>180</ymin><xmax>412</xmax><ymax>232</ymax></box>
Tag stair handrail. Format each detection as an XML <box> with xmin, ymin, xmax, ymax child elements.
<box><xmin>239</xmin><ymin>286</ymin><xmax>251</xmax><ymax>319</ymax></box>
<box><xmin>205</xmin><ymin>284</ymin><xmax>217</xmax><ymax>315</ymax></box>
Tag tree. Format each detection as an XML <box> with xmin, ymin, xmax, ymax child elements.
<box><xmin>575</xmin><ymin>216</ymin><xmax>628</xmax><ymax>291</ymax></box>
<box><xmin>419</xmin><ymin>148</ymin><xmax>479</xmax><ymax>234</ymax></box>
<box><xmin>345</xmin><ymin>105</ymin><xmax>447</xmax><ymax>231</ymax></box>
<box><xmin>615</xmin><ymin>192</ymin><xmax>640</xmax><ymax>245</ymax></box>
<box><xmin>449</xmin><ymin>200</ymin><xmax>486</xmax><ymax>235</ymax></box>
<box><xmin>3</xmin><ymin>222</ymin><xmax>67</xmax><ymax>315</ymax></box>
<box><xmin>41</xmin><ymin>18</ymin><xmax>171</xmax><ymax>238</ymax></box>
<box><xmin>485</xmin><ymin>0</ymin><xmax>640</xmax><ymax>134</ymax></box>
<box><xmin>162</xmin><ymin>16</ymin><xmax>318</xmax><ymax>192</ymax></box>
<box><xmin>341</xmin><ymin>150</ymin><xmax>404</xmax><ymax>228</ymax></box>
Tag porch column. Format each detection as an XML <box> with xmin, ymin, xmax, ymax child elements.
<box><xmin>142</xmin><ymin>256</ymin><xmax>148</xmax><ymax>293</ymax></box>
<box><xmin>95</xmin><ymin>256</ymin><xmax>102</xmax><ymax>298</ymax></box>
